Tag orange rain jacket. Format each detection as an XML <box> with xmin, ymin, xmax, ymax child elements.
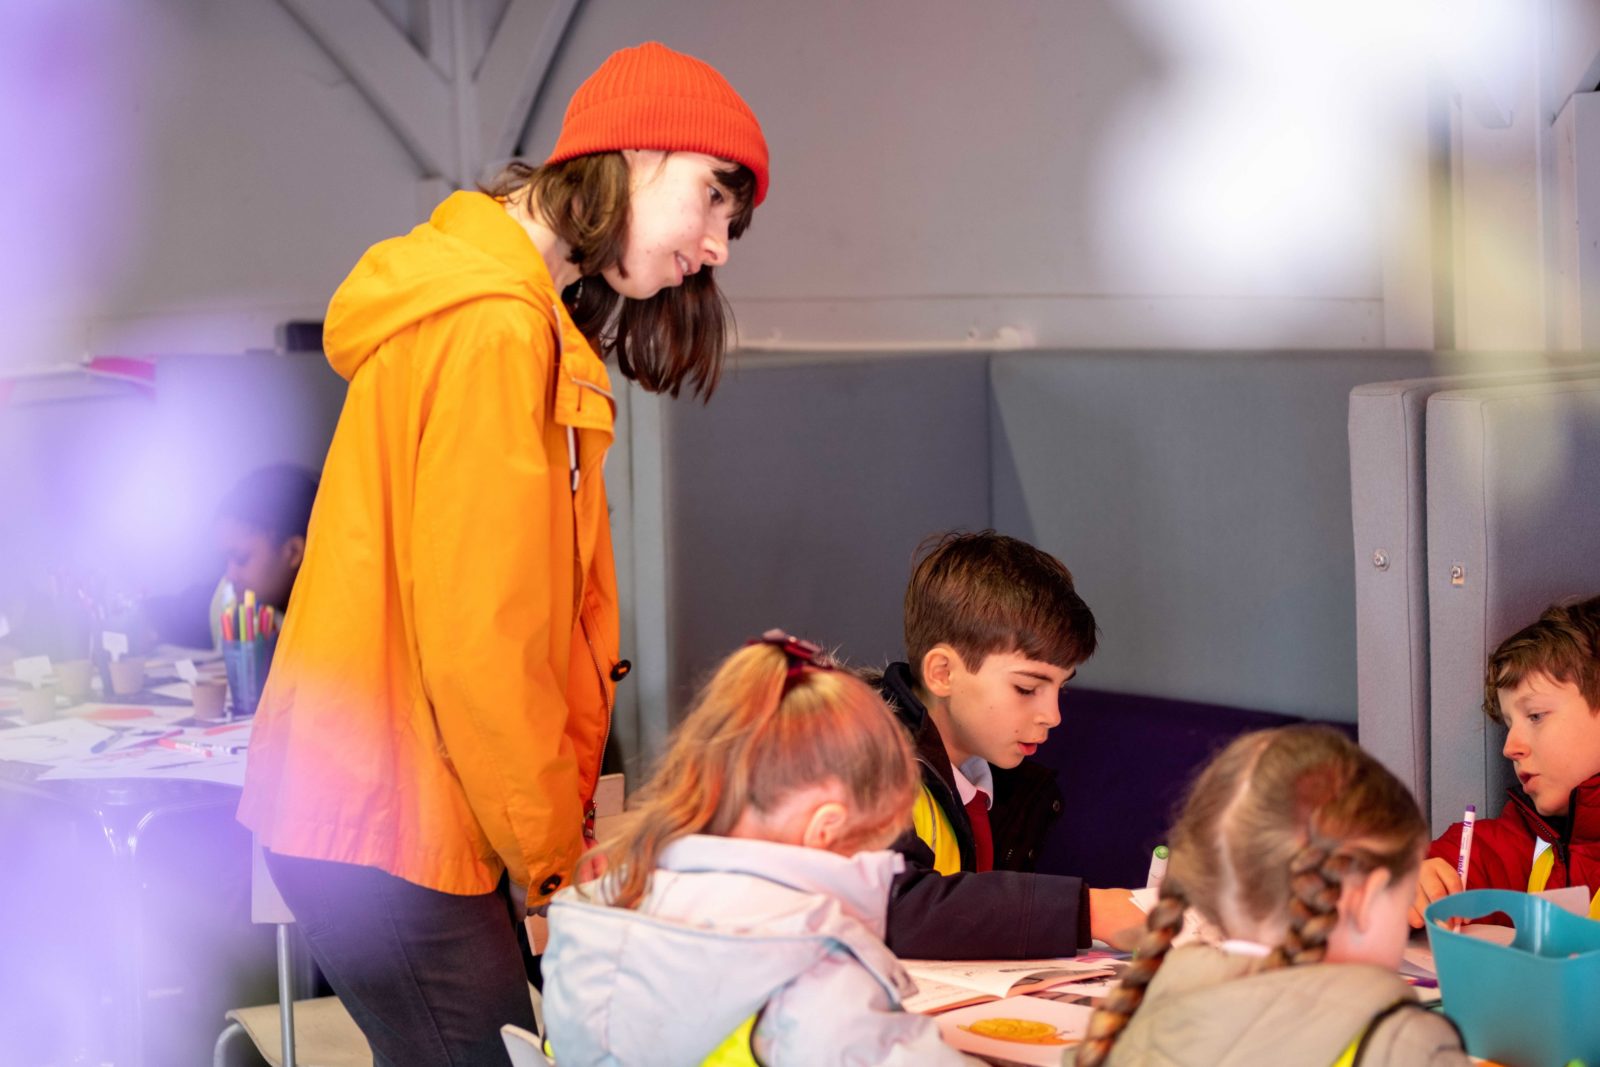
<box><xmin>238</xmin><ymin>191</ymin><xmax>622</xmax><ymax>909</ymax></box>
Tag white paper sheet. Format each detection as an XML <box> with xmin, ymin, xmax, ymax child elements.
<box><xmin>35</xmin><ymin>743</ymin><xmax>248</xmax><ymax>785</ymax></box>
<box><xmin>0</xmin><ymin>718</ymin><xmax>116</xmax><ymax>762</ymax></box>
<box><xmin>902</xmin><ymin>958</ymin><xmax>1116</xmax><ymax>1001</ymax></box>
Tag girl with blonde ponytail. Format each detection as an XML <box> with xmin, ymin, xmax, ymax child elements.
<box><xmin>1077</xmin><ymin>725</ymin><xmax>1468</xmax><ymax>1067</ymax></box>
<box><xmin>543</xmin><ymin>632</ymin><xmax>981</xmax><ymax>1066</ymax></box>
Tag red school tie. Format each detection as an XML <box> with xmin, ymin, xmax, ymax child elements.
<box><xmin>965</xmin><ymin>791</ymin><xmax>995</xmax><ymax>872</ymax></box>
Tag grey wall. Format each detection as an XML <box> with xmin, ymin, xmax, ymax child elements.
<box><xmin>657</xmin><ymin>353</ymin><xmax>991</xmax><ymax>714</ymax></box>
<box><xmin>986</xmin><ymin>350</ymin><xmax>1457</xmax><ymax>722</ymax></box>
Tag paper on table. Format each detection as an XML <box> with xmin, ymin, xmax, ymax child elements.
<box><xmin>128</xmin><ymin>752</ymin><xmax>248</xmax><ymax>785</ymax></box>
<box><xmin>1401</xmin><ymin>933</ymin><xmax>1436</xmax><ymax>979</ymax></box>
<box><xmin>901</xmin><ymin>958</ymin><xmax>1118</xmax><ymax>1014</ymax></box>
<box><xmin>935</xmin><ymin>996</ymin><xmax>1094</xmax><ymax>1067</ymax></box>
<box><xmin>1044</xmin><ymin>976</ymin><xmax>1121</xmax><ymax>1000</ymax></box>
<box><xmin>36</xmin><ymin>745</ymin><xmax>247</xmax><ymax>785</ymax></box>
<box><xmin>903</xmin><ymin>958</ymin><xmax>1117</xmax><ymax>1001</ymax></box>
<box><xmin>1538</xmin><ymin>884</ymin><xmax>1591</xmax><ymax>915</ymax></box>
<box><xmin>1129</xmin><ymin>886</ymin><xmax>1209</xmax><ymax>945</ymax></box>
<box><xmin>901</xmin><ymin>977</ymin><xmax>993</xmax><ymax>1014</ymax></box>
<box><xmin>0</xmin><ymin>718</ymin><xmax>115</xmax><ymax>762</ymax></box>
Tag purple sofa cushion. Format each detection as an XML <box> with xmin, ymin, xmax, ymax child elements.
<box><xmin>1033</xmin><ymin>688</ymin><xmax>1355</xmax><ymax>889</ymax></box>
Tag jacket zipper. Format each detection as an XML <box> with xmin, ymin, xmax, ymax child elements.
<box><xmin>1559</xmin><ymin>786</ymin><xmax>1577</xmax><ymax>879</ymax></box>
<box><xmin>554</xmin><ymin>300</ymin><xmax>614</xmax><ymax>828</ymax></box>
<box><xmin>1509</xmin><ymin>787</ymin><xmax>1576</xmax><ymax>881</ymax></box>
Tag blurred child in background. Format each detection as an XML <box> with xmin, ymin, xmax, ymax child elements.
<box><xmin>144</xmin><ymin>463</ymin><xmax>317</xmax><ymax>649</ymax></box>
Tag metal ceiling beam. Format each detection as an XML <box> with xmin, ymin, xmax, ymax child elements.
<box><xmin>476</xmin><ymin>0</ymin><xmax>583</xmax><ymax>164</ymax></box>
<box><xmin>277</xmin><ymin>0</ymin><xmax>455</xmax><ymax>179</ymax></box>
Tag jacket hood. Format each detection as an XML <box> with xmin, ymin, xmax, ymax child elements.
<box><xmin>543</xmin><ymin>838</ymin><xmax>912</xmax><ymax>1066</ymax></box>
<box><xmin>322</xmin><ymin>191</ymin><xmax>557</xmax><ymax>381</ymax></box>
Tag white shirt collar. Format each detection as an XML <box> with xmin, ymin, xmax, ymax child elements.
<box><xmin>952</xmin><ymin>756</ymin><xmax>994</xmax><ymax>809</ymax></box>
<box><xmin>1218</xmin><ymin>938</ymin><xmax>1273</xmax><ymax>958</ymax></box>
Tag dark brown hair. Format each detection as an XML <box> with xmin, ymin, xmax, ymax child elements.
<box><xmin>1484</xmin><ymin>594</ymin><xmax>1600</xmax><ymax>723</ymax></box>
<box><xmin>1076</xmin><ymin>726</ymin><xmax>1427</xmax><ymax>1067</ymax></box>
<box><xmin>481</xmin><ymin>152</ymin><xmax>757</xmax><ymax>400</ymax></box>
<box><xmin>903</xmin><ymin>530</ymin><xmax>1097</xmax><ymax>684</ymax></box>
<box><xmin>592</xmin><ymin>642</ymin><xmax>918</xmax><ymax>911</ymax></box>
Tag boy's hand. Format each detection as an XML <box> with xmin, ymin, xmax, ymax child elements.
<box><xmin>1408</xmin><ymin>856</ymin><xmax>1463</xmax><ymax>928</ymax></box>
<box><xmin>1088</xmin><ymin>888</ymin><xmax>1147</xmax><ymax>950</ymax></box>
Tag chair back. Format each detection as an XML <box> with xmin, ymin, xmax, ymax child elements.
<box><xmin>501</xmin><ymin>1024</ymin><xmax>554</xmax><ymax>1066</ymax></box>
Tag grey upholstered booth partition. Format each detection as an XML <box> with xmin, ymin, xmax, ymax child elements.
<box><xmin>656</xmin><ymin>348</ymin><xmax>1452</xmax><ymax>726</ymax></box>
<box><xmin>1425</xmin><ymin>377</ymin><xmax>1600</xmax><ymax>828</ymax></box>
<box><xmin>656</xmin><ymin>352</ymin><xmax>992</xmax><ymax>714</ymax></box>
<box><xmin>1350</xmin><ymin>363</ymin><xmax>1600</xmax><ymax>822</ymax></box>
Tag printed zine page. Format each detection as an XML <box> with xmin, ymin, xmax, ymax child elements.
<box><xmin>901</xmin><ymin>957</ymin><xmax>1120</xmax><ymax>1014</ymax></box>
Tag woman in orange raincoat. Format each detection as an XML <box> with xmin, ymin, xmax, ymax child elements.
<box><xmin>237</xmin><ymin>42</ymin><xmax>768</xmax><ymax>1065</ymax></box>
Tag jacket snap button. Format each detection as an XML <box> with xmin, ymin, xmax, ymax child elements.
<box><xmin>539</xmin><ymin>874</ymin><xmax>563</xmax><ymax>895</ymax></box>
<box><xmin>1051</xmin><ymin>800</ymin><xmax>1062</xmax><ymax>813</ymax></box>
<box><xmin>610</xmin><ymin>660</ymin><xmax>632</xmax><ymax>682</ymax></box>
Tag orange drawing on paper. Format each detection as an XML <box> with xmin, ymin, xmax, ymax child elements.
<box><xmin>958</xmin><ymin>1018</ymin><xmax>1077</xmax><ymax>1046</ymax></box>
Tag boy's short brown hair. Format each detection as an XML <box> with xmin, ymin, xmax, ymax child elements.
<box><xmin>1484</xmin><ymin>594</ymin><xmax>1600</xmax><ymax>723</ymax></box>
<box><xmin>903</xmin><ymin>530</ymin><xmax>1097</xmax><ymax>684</ymax></box>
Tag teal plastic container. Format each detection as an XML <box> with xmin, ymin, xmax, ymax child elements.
<box><xmin>1426</xmin><ymin>889</ymin><xmax>1600</xmax><ymax>1067</ymax></box>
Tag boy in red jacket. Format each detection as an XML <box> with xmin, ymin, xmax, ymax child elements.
<box><xmin>1410</xmin><ymin>594</ymin><xmax>1600</xmax><ymax>925</ymax></box>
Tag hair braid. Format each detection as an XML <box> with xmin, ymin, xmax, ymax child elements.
<box><xmin>1268</xmin><ymin>844</ymin><xmax>1348</xmax><ymax>967</ymax></box>
<box><xmin>1075</xmin><ymin>889</ymin><xmax>1187</xmax><ymax>1067</ymax></box>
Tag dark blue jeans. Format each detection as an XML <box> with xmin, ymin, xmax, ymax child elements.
<box><xmin>264</xmin><ymin>851</ymin><xmax>537</xmax><ymax>1067</ymax></box>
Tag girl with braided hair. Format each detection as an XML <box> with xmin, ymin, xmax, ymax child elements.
<box><xmin>543</xmin><ymin>633</ymin><xmax>981</xmax><ymax>1066</ymax></box>
<box><xmin>1076</xmin><ymin>725</ymin><xmax>1468</xmax><ymax>1067</ymax></box>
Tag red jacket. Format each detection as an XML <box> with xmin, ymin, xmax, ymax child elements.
<box><xmin>1428</xmin><ymin>774</ymin><xmax>1600</xmax><ymax>908</ymax></box>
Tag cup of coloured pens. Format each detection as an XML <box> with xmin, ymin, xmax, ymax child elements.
<box><xmin>221</xmin><ymin>596</ymin><xmax>278</xmax><ymax>717</ymax></box>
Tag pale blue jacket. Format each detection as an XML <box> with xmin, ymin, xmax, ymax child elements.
<box><xmin>543</xmin><ymin>835</ymin><xmax>979</xmax><ymax>1066</ymax></box>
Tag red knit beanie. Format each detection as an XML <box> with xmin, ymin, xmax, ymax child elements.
<box><xmin>545</xmin><ymin>42</ymin><xmax>769</xmax><ymax>206</ymax></box>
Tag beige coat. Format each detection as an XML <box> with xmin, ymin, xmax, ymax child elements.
<box><xmin>1105</xmin><ymin>945</ymin><xmax>1470</xmax><ymax>1067</ymax></box>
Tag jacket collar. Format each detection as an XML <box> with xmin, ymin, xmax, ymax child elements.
<box><xmin>1504</xmin><ymin>772</ymin><xmax>1600</xmax><ymax>846</ymax></box>
<box><xmin>880</xmin><ymin>662</ymin><xmax>961</xmax><ymax>792</ymax></box>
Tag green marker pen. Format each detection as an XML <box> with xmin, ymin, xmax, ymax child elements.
<box><xmin>1147</xmin><ymin>845</ymin><xmax>1169</xmax><ymax>888</ymax></box>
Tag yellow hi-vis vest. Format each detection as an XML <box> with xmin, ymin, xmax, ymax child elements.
<box><xmin>1328</xmin><ymin>1000</ymin><xmax>1443</xmax><ymax>1067</ymax></box>
<box><xmin>912</xmin><ymin>783</ymin><xmax>964</xmax><ymax>875</ymax></box>
<box><xmin>699</xmin><ymin>1016</ymin><xmax>758</xmax><ymax>1067</ymax></box>
<box><xmin>1526</xmin><ymin>843</ymin><xmax>1600</xmax><ymax>918</ymax></box>
<box><xmin>546</xmin><ymin>1015</ymin><xmax>759</xmax><ymax>1066</ymax></box>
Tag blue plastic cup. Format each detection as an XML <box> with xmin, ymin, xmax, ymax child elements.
<box><xmin>222</xmin><ymin>636</ymin><xmax>277</xmax><ymax>716</ymax></box>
